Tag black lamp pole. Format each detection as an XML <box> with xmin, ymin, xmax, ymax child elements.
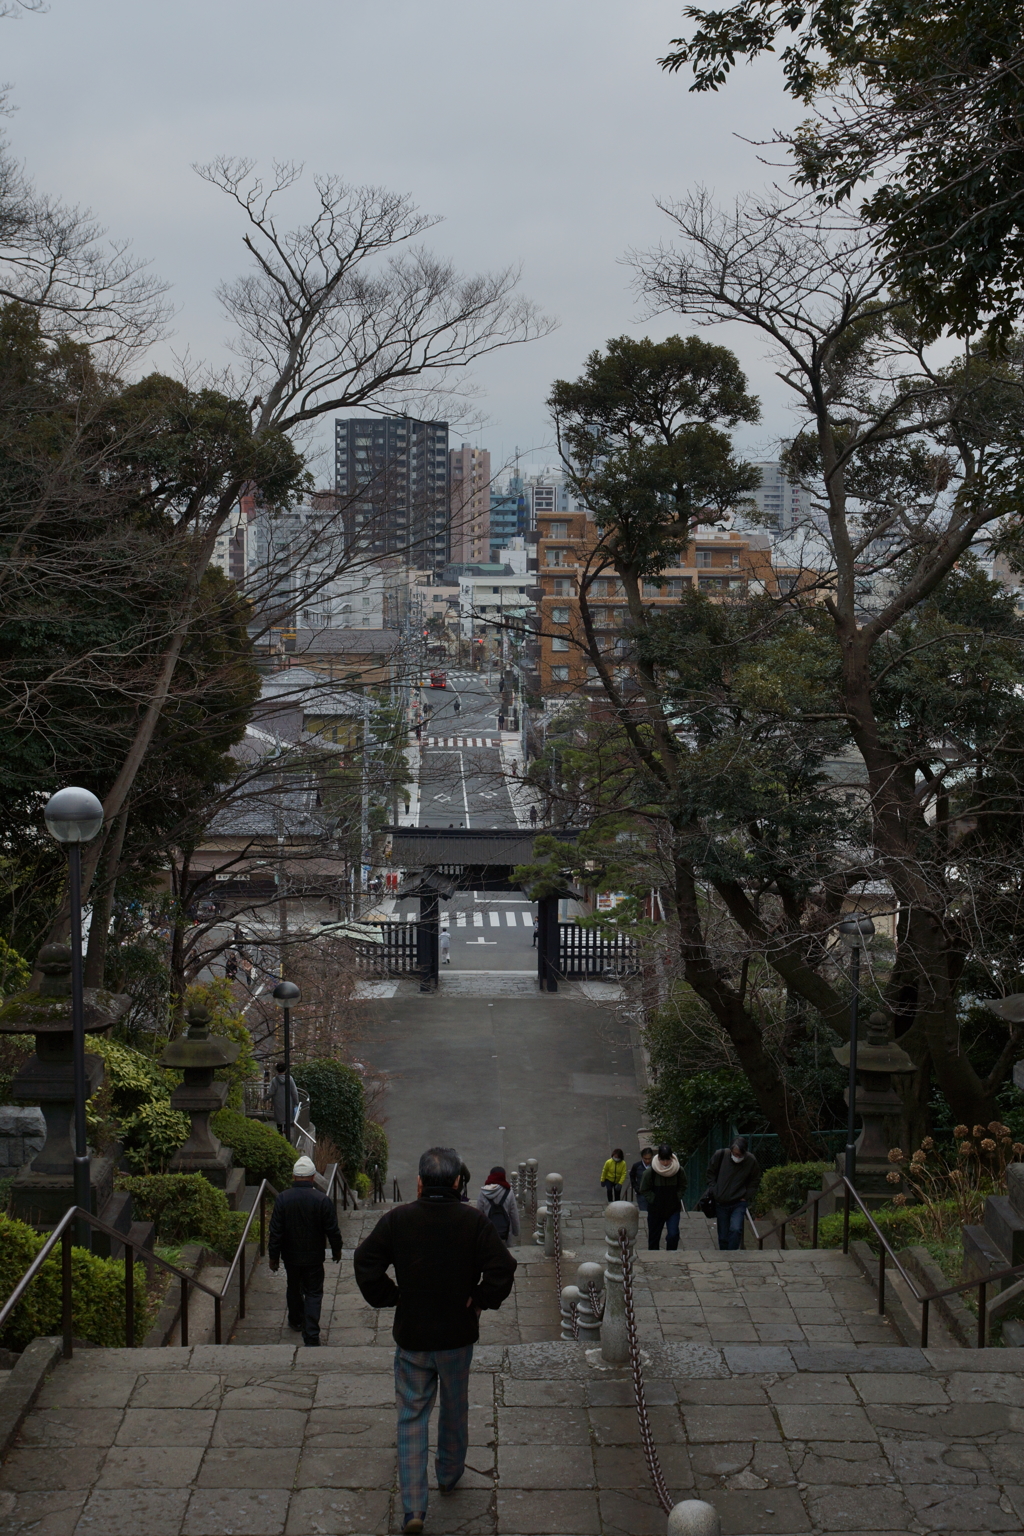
<box><xmin>43</xmin><ymin>786</ymin><xmax>105</xmax><ymax>1250</ymax></box>
<box><xmin>273</xmin><ymin>980</ymin><xmax>301</xmax><ymax>1144</ymax></box>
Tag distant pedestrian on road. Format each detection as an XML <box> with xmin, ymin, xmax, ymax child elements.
<box><xmin>476</xmin><ymin>1166</ymin><xmax>520</xmax><ymax>1245</ymax></box>
<box><xmin>601</xmin><ymin>1148</ymin><xmax>627</xmax><ymax>1201</ymax></box>
<box><xmin>640</xmin><ymin>1143</ymin><xmax>684</xmax><ymax>1251</ymax></box>
<box><xmin>707</xmin><ymin>1137</ymin><xmax>761</xmax><ymax>1251</ymax></box>
<box><xmin>630</xmin><ymin>1147</ymin><xmax>654</xmax><ymax>1211</ymax></box>
<box><xmin>268</xmin><ymin>1154</ymin><xmax>342</xmax><ymax>1346</ymax></box>
<box><xmin>353</xmin><ymin>1146</ymin><xmax>517</xmax><ymax>1534</ymax></box>
<box><xmin>454</xmin><ymin>696</ymin><xmax>461</xmax><ymax>714</ymax></box>
<box><xmin>532</xmin><ymin>916</ymin><xmax>539</xmax><ymax>947</ymax></box>
<box><xmin>440</xmin><ymin>928</ymin><xmax>451</xmax><ymax>964</ymax></box>
<box><xmin>529</xmin><ymin>804</ymin><xmax>538</xmax><ymax>827</ymax></box>
<box><xmin>267</xmin><ymin>1061</ymin><xmax>299</xmax><ymax>1139</ymax></box>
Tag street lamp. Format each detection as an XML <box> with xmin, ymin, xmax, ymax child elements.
<box><xmin>273</xmin><ymin>980</ymin><xmax>300</xmax><ymax>1144</ymax></box>
<box><xmin>837</xmin><ymin>914</ymin><xmax>876</xmax><ymax>1185</ymax></box>
<box><xmin>43</xmin><ymin>786</ymin><xmax>105</xmax><ymax>1245</ymax></box>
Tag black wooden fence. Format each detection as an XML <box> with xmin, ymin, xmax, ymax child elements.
<box><xmin>352</xmin><ymin>922</ymin><xmax>422</xmax><ymax>975</ymax></box>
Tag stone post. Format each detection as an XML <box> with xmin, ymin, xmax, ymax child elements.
<box><xmin>575</xmin><ymin>1260</ymin><xmax>604</xmax><ymax>1344</ymax></box>
<box><xmin>517</xmin><ymin>1160</ymin><xmax>527</xmax><ymax>1203</ymax></box>
<box><xmin>601</xmin><ymin>1199</ymin><xmax>638</xmax><ymax>1364</ymax></box>
<box><xmin>560</xmin><ymin>1284</ymin><xmax>580</xmax><ymax>1341</ymax></box>
<box><xmin>534</xmin><ymin>1204</ymin><xmax>547</xmax><ymax>1246</ymax></box>
<box><xmin>667</xmin><ymin>1501</ymin><xmax>721</xmax><ymax>1536</ymax></box>
<box><xmin>544</xmin><ymin>1172</ymin><xmax>563</xmax><ymax>1258</ymax></box>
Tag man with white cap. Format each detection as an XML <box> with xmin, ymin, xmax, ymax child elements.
<box><xmin>268</xmin><ymin>1154</ymin><xmax>342</xmax><ymax>1346</ymax></box>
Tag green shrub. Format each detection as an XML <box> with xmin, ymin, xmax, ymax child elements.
<box><xmin>0</xmin><ymin>1212</ymin><xmax>149</xmax><ymax>1351</ymax></box>
<box><xmin>211</xmin><ymin>1108</ymin><xmax>297</xmax><ymax>1190</ymax></box>
<box><xmin>293</xmin><ymin>1060</ymin><xmax>364</xmax><ymax>1176</ymax></box>
<box><xmin>754</xmin><ymin>1162</ymin><xmax>830</xmax><ymax>1217</ymax></box>
<box><xmin>88</xmin><ymin>1035</ymin><xmax>170</xmax><ymax>1117</ymax></box>
<box><xmin>115</xmin><ymin>1173</ymin><xmax>247</xmax><ymax>1256</ymax></box>
<box><xmin>120</xmin><ymin>1101</ymin><xmax>190</xmax><ymax>1173</ymax></box>
<box><xmin>364</xmin><ymin>1120</ymin><xmax>388</xmax><ymax>1181</ymax></box>
<box><xmin>817</xmin><ymin>1204</ymin><xmax>925</xmax><ymax>1252</ymax></box>
<box><xmin>353</xmin><ymin>1171</ymin><xmax>372</xmax><ymax>1198</ymax></box>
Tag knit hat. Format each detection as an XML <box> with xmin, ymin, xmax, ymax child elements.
<box><xmin>485</xmin><ymin>1166</ymin><xmax>511</xmax><ymax>1188</ymax></box>
<box><xmin>293</xmin><ymin>1156</ymin><xmax>316</xmax><ymax>1178</ymax></box>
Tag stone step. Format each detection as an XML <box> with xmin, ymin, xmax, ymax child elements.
<box><xmin>4</xmin><ymin>1335</ymin><xmax>1024</xmax><ymax>1535</ymax></box>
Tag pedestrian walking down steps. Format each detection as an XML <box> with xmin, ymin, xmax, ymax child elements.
<box><xmin>267</xmin><ymin>1061</ymin><xmax>299</xmax><ymax>1138</ymax></box>
<box><xmin>600</xmin><ymin>1148</ymin><xmax>627</xmax><ymax>1201</ymax></box>
<box><xmin>268</xmin><ymin>1155</ymin><xmax>342</xmax><ymax>1346</ymax></box>
<box><xmin>439</xmin><ymin>928</ymin><xmax>451</xmax><ymax>964</ymax></box>
<box><xmin>476</xmin><ymin>1165</ymin><xmax>520</xmax><ymax>1244</ymax></box>
<box><xmin>354</xmin><ymin>1146</ymin><xmax>517</xmax><ymax>1535</ymax></box>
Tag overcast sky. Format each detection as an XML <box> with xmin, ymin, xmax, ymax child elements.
<box><xmin>4</xmin><ymin>0</ymin><xmax>802</xmax><ymax>484</ymax></box>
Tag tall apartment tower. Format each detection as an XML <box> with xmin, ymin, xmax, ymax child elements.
<box><xmin>745</xmin><ymin>463</ymin><xmax>806</xmax><ymax>533</ymax></box>
<box><xmin>335</xmin><ymin>416</ymin><xmax>450</xmax><ymax>570</ymax></box>
<box><xmin>449</xmin><ymin>443</ymin><xmax>491</xmax><ymax>565</ymax></box>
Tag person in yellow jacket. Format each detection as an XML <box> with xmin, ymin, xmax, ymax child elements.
<box><xmin>601</xmin><ymin>1149</ymin><xmax>627</xmax><ymax>1202</ymax></box>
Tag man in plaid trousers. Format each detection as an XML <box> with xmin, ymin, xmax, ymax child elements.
<box><xmin>354</xmin><ymin>1146</ymin><xmax>517</xmax><ymax>1533</ymax></box>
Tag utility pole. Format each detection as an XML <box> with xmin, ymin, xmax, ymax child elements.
<box><xmin>360</xmin><ymin>693</ymin><xmax>372</xmax><ymax>909</ymax></box>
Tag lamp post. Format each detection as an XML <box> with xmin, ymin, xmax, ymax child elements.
<box><xmin>43</xmin><ymin>786</ymin><xmax>105</xmax><ymax>1245</ymax></box>
<box><xmin>273</xmin><ymin>980</ymin><xmax>300</xmax><ymax>1144</ymax></box>
<box><xmin>837</xmin><ymin>914</ymin><xmax>876</xmax><ymax>1185</ymax></box>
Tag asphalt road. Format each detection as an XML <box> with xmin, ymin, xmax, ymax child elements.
<box><xmin>408</xmin><ymin>670</ymin><xmax>535</xmax><ymax>971</ymax></box>
<box><xmin>366</xmin><ymin>992</ymin><xmax>642</xmax><ymax>1199</ymax></box>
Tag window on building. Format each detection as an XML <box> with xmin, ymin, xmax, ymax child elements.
<box><xmin>551</xmin><ymin>665</ymin><xmax>569</xmax><ymax>682</ymax></box>
<box><xmin>551</xmin><ymin>606</ymin><xmax>569</xmax><ymax>623</ymax></box>
<box><xmin>546</xmin><ymin>549</ymin><xmax>565</xmax><ymax>566</ymax></box>
<box><xmin>553</xmin><ymin>577</ymin><xmax>573</xmax><ymax>596</ymax></box>
<box><xmin>546</xmin><ymin>521</ymin><xmax>568</xmax><ymax>538</ymax></box>
<box><xmin>551</xmin><ymin>637</ymin><xmax>570</xmax><ymax>652</ymax></box>
<box><xmin>696</xmin><ymin>550</ymin><xmax>713</xmax><ymax>568</ymax></box>
<box><xmin>731</xmin><ymin>552</ymin><xmax>741</xmax><ymax>568</ymax></box>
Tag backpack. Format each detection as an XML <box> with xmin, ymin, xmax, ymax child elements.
<box><xmin>484</xmin><ymin>1186</ymin><xmax>511</xmax><ymax>1240</ymax></box>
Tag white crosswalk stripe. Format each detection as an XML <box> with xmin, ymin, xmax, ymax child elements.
<box><xmin>457</xmin><ymin>913</ymin><xmax>466</xmax><ymax>926</ymax></box>
<box><xmin>505</xmin><ymin>911</ymin><xmax>517</xmax><ymax>926</ymax></box>
<box><xmin>522</xmin><ymin>911</ymin><xmax>534</xmax><ymax>926</ymax></box>
<box><xmin>424</xmin><ymin>736</ymin><xmax>497</xmax><ymax>747</ymax></box>
<box><xmin>473</xmin><ymin>912</ymin><xmax>483</xmax><ymax>927</ymax></box>
<box><xmin>489</xmin><ymin>911</ymin><xmax>500</xmax><ymax>927</ymax></box>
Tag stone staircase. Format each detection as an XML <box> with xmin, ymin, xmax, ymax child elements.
<box><xmin>4</xmin><ymin>1198</ymin><xmax>1024</xmax><ymax>1534</ymax></box>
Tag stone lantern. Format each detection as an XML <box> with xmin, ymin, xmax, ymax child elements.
<box><xmin>0</xmin><ymin>943</ymin><xmax>128</xmax><ymax>1227</ymax></box>
<box><xmin>159</xmin><ymin>1002</ymin><xmax>244</xmax><ymax>1208</ymax></box>
<box><xmin>831</xmin><ymin>1011</ymin><xmax>916</xmax><ymax>1207</ymax></box>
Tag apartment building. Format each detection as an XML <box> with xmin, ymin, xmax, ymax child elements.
<box><xmin>335</xmin><ymin>416</ymin><xmax>450</xmax><ymax>570</ymax></box>
<box><xmin>449</xmin><ymin>444</ymin><xmax>491</xmax><ymax>564</ymax></box>
<box><xmin>531</xmin><ymin>510</ymin><xmax>775</xmax><ymax>698</ymax></box>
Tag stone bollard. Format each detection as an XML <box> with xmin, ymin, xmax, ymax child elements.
<box><xmin>560</xmin><ymin>1284</ymin><xmax>580</xmax><ymax>1340</ymax></box>
<box><xmin>534</xmin><ymin>1204</ymin><xmax>547</xmax><ymax>1246</ymax></box>
<box><xmin>575</xmin><ymin>1261</ymin><xmax>604</xmax><ymax>1343</ymax></box>
<box><xmin>526</xmin><ymin>1157</ymin><xmax>538</xmax><ymax>1218</ymax></box>
<box><xmin>544</xmin><ymin>1172</ymin><xmax>563</xmax><ymax>1258</ymax></box>
<box><xmin>600</xmin><ymin>1199</ymin><xmax>638</xmax><ymax>1364</ymax></box>
<box><xmin>516</xmin><ymin>1160</ymin><xmax>527</xmax><ymax>1203</ymax></box>
<box><xmin>666</xmin><ymin>1500</ymin><xmax>720</xmax><ymax>1536</ymax></box>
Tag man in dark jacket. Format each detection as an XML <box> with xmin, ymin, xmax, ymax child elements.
<box><xmin>354</xmin><ymin>1145</ymin><xmax>517</xmax><ymax>1535</ymax></box>
<box><xmin>639</xmin><ymin>1143</ymin><xmax>685</xmax><ymax>1250</ymax></box>
<box><xmin>268</xmin><ymin>1155</ymin><xmax>342</xmax><ymax>1346</ymax></box>
<box><xmin>708</xmin><ymin>1136</ymin><xmax>761</xmax><ymax>1250</ymax></box>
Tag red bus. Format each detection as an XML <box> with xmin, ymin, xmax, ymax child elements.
<box><xmin>429</xmin><ymin>670</ymin><xmax>447</xmax><ymax>689</ymax></box>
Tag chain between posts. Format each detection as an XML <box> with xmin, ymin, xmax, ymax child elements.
<box><xmin>548</xmin><ymin>1182</ymin><xmax>563</xmax><ymax>1298</ymax></box>
<box><xmin>619</xmin><ymin>1226</ymin><xmax>674</xmax><ymax>1515</ymax></box>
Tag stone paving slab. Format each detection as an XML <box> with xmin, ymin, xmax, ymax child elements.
<box><xmin>6</xmin><ymin>1345</ymin><xmax>1024</xmax><ymax>1534</ymax></box>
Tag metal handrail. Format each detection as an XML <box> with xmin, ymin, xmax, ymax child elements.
<box><xmin>746</xmin><ymin>1174</ymin><xmax>1024</xmax><ymax>1347</ymax></box>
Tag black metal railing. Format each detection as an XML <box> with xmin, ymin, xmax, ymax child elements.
<box><xmin>746</xmin><ymin>1175</ymin><xmax>1024</xmax><ymax>1348</ymax></box>
<box><xmin>0</xmin><ymin>1180</ymin><xmax>272</xmax><ymax>1361</ymax></box>
<box><xmin>393</xmin><ymin>1177</ymin><xmax>402</xmax><ymax>1203</ymax></box>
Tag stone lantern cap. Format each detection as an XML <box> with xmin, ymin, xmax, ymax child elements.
<box><xmin>832</xmin><ymin>1011</ymin><xmax>916</xmax><ymax>1074</ymax></box>
<box><xmin>0</xmin><ymin>943</ymin><xmax>128</xmax><ymax>1035</ymax></box>
<box><xmin>159</xmin><ymin>1003</ymin><xmax>241</xmax><ymax>1070</ymax></box>
<box><xmin>986</xmin><ymin>993</ymin><xmax>1024</xmax><ymax>1025</ymax></box>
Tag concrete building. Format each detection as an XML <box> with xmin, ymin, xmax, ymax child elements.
<box><xmin>530</xmin><ymin>511</ymin><xmax>776</xmax><ymax>699</ymax></box>
<box><xmin>489</xmin><ymin>474</ymin><xmax>529</xmax><ymax>560</ymax></box>
<box><xmin>449</xmin><ymin>444</ymin><xmax>491</xmax><ymax>565</ymax></box>
<box><xmin>335</xmin><ymin>416</ymin><xmax>450</xmax><ymax>570</ymax></box>
<box><xmin>739</xmin><ymin>462</ymin><xmax>808</xmax><ymax>534</ymax></box>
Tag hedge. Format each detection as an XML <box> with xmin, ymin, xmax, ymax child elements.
<box><xmin>212</xmin><ymin>1108</ymin><xmax>297</xmax><ymax>1190</ymax></box>
<box><xmin>753</xmin><ymin>1162</ymin><xmax>830</xmax><ymax>1218</ymax></box>
<box><xmin>293</xmin><ymin>1060</ymin><xmax>364</xmax><ymax>1177</ymax></box>
<box><xmin>115</xmin><ymin>1173</ymin><xmax>248</xmax><ymax>1257</ymax></box>
<box><xmin>364</xmin><ymin>1120</ymin><xmax>388</xmax><ymax>1181</ymax></box>
<box><xmin>120</xmin><ymin>1101</ymin><xmax>190</xmax><ymax>1173</ymax></box>
<box><xmin>817</xmin><ymin>1204</ymin><xmax>925</xmax><ymax>1252</ymax></box>
<box><xmin>0</xmin><ymin>1212</ymin><xmax>149</xmax><ymax>1351</ymax></box>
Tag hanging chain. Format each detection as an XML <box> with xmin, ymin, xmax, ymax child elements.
<box><xmin>619</xmin><ymin>1228</ymin><xmax>673</xmax><ymax>1515</ymax></box>
<box><xmin>587</xmin><ymin>1278</ymin><xmax>605</xmax><ymax>1322</ymax></box>
<box><xmin>549</xmin><ymin>1184</ymin><xmax>563</xmax><ymax>1297</ymax></box>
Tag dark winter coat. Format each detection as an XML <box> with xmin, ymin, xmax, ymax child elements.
<box><xmin>639</xmin><ymin>1164</ymin><xmax>684</xmax><ymax>1218</ymax></box>
<box><xmin>353</xmin><ymin>1186</ymin><xmax>517</xmax><ymax>1350</ymax></box>
<box><xmin>707</xmin><ymin>1148</ymin><xmax>761</xmax><ymax>1205</ymax></box>
<box><xmin>269</xmin><ymin>1183</ymin><xmax>342</xmax><ymax>1267</ymax></box>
